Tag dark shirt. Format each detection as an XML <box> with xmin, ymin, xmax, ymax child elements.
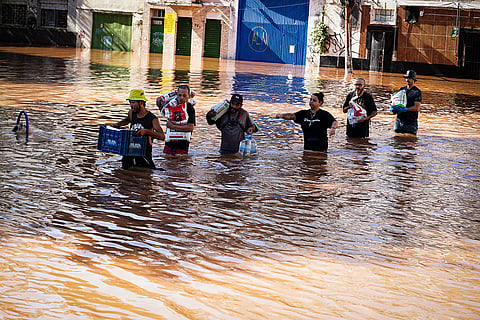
<box><xmin>396</xmin><ymin>85</ymin><xmax>422</xmax><ymax>127</ymax></box>
<box><xmin>122</xmin><ymin>111</ymin><xmax>157</xmax><ymax>169</ymax></box>
<box><xmin>215</xmin><ymin>108</ymin><xmax>255</xmax><ymax>153</ymax></box>
<box><xmin>294</xmin><ymin>109</ymin><xmax>336</xmax><ymax>152</ymax></box>
<box><xmin>342</xmin><ymin>91</ymin><xmax>377</xmax><ymax>138</ymax></box>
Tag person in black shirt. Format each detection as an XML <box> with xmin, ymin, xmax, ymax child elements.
<box><xmin>111</xmin><ymin>89</ymin><xmax>165</xmax><ymax>169</ymax></box>
<box><xmin>392</xmin><ymin>70</ymin><xmax>422</xmax><ymax>135</ymax></box>
<box><xmin>342</xmin><ymin>78</ymin><xmax>377</xmax><ymax>138</ymax></box>
<box><xmin>276</xmin><ymin>92</ymin><xmax>337</xmax><ymax>152</ymax></box>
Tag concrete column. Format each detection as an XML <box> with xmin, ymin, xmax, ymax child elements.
<box><xmin>190</xmin><ymin>8</ymin><xmax>206</xmax><ymax>73</ymax></box>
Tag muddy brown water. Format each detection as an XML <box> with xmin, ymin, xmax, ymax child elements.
<box><xmin>0</xmin><ymin>46</ymin><xmax>479</xmax><ymax>319</ymax></box>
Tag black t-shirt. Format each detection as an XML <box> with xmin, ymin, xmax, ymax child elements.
<box><xmin>397</xmin><ymin>86</ymin><xmax>422</xmax><ymax>126</ymax></box>
<box><xmin>130</xmin><ymin>111</ymin><xmax>157</xmax><ymax>152</ymax></box>
<box><xmin>294</xmin><ymin>109</ymin><xmax>336</xmax><ymax>151</ymax></box>
<box><xmin>342</xmin><ymin>91</ymin><xmax>377</xmax><ymax>138</ymax></box>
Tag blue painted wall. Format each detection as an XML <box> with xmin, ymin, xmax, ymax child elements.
<box><xmin>236</xmin><ymin>0</ymin><xmax>309</xmax><ymax>65</ymax></box>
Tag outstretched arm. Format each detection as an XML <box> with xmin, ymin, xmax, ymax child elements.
<box><xmin>110</xmin><ymin>111</ymin><xmax>131</xmax><ymax>128</ymax></box>
<box><xmin>276</xmin><ymin>113</ymin><xmax>296</xmax><ymax>121</ymax></box>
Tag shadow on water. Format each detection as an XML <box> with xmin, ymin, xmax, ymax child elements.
<box><xmin>0</xmin><ymin>47</ymin><xmax>479</xmax><ymax>319</ymax></box>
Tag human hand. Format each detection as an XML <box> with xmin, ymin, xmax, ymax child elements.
<box><xmin>356</xmin><ymin>116</ymin><xmax>367</xmax><ymax>123</ymax></box>
<box><xmin>206</xmin><ymin>109</ymin><xmax>217</xmax><ymax>119</ymax></box>
<box><xmin>329</xmin><ymin>127</ymin><xmax>336</xmax><ymax>137</ymax></box>
<box><xmin>390</xmin><ymin>105</ymin><xmax>407</xmax><ymax>114</ymax></box>
<box><xmin>135</xmin><ymin>129</ymin><xmax>146</xmax><ymax>136</ymax></box>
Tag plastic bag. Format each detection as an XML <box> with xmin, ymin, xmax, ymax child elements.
<box><xmin>347</xmin><ymin>100</ymin><xmax>367</xmax><ymax>125</ymax></box>
<box><xmin>238</xmin><ymin>135</ymin><xmax>257</xmax><ymax>156</ymax></box>
<box><xmin>157</xmin><ymin>89</ymin><xmax>197</xmax><ymax>112</ymax></box>
<box><xmin>209</xmin><ymin>100</ymin><xmax>230</xmax><ymax>121</ymax></box>
<box><xmin>391</xmin><ymin>89</ymin><xmax>407</xmax><ymax>109</ymax></box>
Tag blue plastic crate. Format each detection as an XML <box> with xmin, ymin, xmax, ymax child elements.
<box><xmin>97</xmin><ymin>125</ymin><xmax>147</xmax><ymax>156</ymax></box>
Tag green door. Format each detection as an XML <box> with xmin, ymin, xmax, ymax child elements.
<box><xmin>92</xmin><ymin>13</ymin><xmax>132</xmax><ymax>51</ymax></box>
<box><xmin>204</xmin><ymin>19</ymin><xmax>221</xmax><ymax>58</ymax></box>
<box><xmin>150</xmin><ymin>18</ymin><xmax>164</xmax><ymax>53</ymax></box>
<box><xmin>176</xmin><ymin>17</ymin><xmax>192</xmax><ymax>56</ymax></box>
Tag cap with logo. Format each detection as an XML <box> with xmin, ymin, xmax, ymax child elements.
<box><xmin>230</xmin><ymin>94</ymin><xmax>243</xmax><ymax>105</ymax></box>
<box><xmin>403</xmin><ymin>70</ymin><xmax>417</xmax><ymax>81</ymax></box>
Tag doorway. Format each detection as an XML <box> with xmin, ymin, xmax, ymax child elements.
<box><xmin>459</xmin><ymin>29</ymin><xmax>480</xmax><ymax>80</ymax></box>
<box><xmin>367</xmin><ymin>26</ymin><xmax>395</xmax><ymax>72</ymax></box>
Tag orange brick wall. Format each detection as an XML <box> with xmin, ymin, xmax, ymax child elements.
<box><xmin>396</xmin><ymin>7</ymin><xmax>480</xmax><ymax>66</ymax></box>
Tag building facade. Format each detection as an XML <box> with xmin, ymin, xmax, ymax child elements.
<box><xmin>318</xmin><ymin>0</ymin><xmax>480</xmax><ymax>79</ymax></box>
<box><xmin>0</xmin><ymin>0</ymin><xmax>479</xmax><ymax>79</ymax></box>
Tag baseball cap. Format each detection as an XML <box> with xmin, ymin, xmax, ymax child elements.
<box><xmin>403</xmin><ymin>70</ymin><xmax>417</xmax><ymax>81</ymax></box>
<box><xmin>230</xmin><ymin>94</ymin><xmax>243</xmax><ymax>104</ymax></box>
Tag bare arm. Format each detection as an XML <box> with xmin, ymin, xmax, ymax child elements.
<box><xmin>276</xmin><ymin>113</ymin><xmax>296</xmax><ymax>121</ymax></box>
<box><xmin>329</xmin><ymin>120</ymin><xmax>338</xmax><ymax>136</ymax></box>
<box><xmin>166</xmin><ymin>120</ymin><xmax>195</xmax><ymax>132</ymax></box>
<box><xmin>136</xmin><ymin>118</ymin><xmax>165</xmax><ymax>140</ymax></box>
<box><xmin>407</xmin><ymin>101</ymin><xmax>421</xmax><ymax>112</ymax></box>
<box><xmin>110</xmin><ymin>111</ymin><xmax>131</xmax><ymax>128</ymax></box>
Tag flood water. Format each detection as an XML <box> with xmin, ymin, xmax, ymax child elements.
<box><xmin>0</xmin><ymin>46</ymin><xmax>479</xmax><ymax>319</ymax></box>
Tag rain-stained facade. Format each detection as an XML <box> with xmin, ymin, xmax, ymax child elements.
<box><xmin>0</xmin><ymin>0</ymin><xmax>479</xmax><ymax>78</ymax></box>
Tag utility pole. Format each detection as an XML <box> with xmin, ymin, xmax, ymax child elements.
<box><xmin>344</xmin><ymin>0</ymin><xmax>354</xmax><ymax>81</ymax></box>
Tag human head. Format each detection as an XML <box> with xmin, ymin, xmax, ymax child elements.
<box><xmin>230</xmin><ymin>93</ymin><xmax>243</xmax><ymax>110</ymax></box>
<box><xmin>309</xmin><ymin>92</ymin><xmax>324</xmax><ymax>110</ymax></box>
<box><xmin>354</xmin><ymin>78</ymin><xmax>366</xmax><ymax>95</ymax></box>
<box><xmin>403</xmin><ymin>70</ymin><xmax>417</xmax><ymax>81</ymax></box>
<box><xmin>176</xmin><ymin>85</ymin><xmax>191</xmax><ymax>104</ymax></box>
<box><xmin>127</xmin><ymin>89</ymin><xmax>147</xmax><ymax>112</ymax></box>
<box><xmin>403</xmin><ymin>70</ymin><xmax>417</xmax><ymax>88</ymax></box>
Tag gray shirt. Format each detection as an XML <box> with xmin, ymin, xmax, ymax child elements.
<box><xmin>215</xmin><ymin>108</ymin><xmax>254</xmax><ymax>153</ymax></box>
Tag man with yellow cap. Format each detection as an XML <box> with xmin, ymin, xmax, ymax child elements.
<box><xmin>111</xmin><ymin>89</ymin><xmax>165</xmax><ymax>169</ymax></box>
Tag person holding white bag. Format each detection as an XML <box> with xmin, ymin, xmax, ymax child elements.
<box><xmin>342</xmin><ymin>78</ymin><xmax>377</xmax><ymax>138</ymax></box>
<box><xmin>391</xmin><ymin>70</ymin><xmax>422</xmax><ymax>135</ymax></box>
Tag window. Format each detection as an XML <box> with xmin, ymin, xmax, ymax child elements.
<box><xmin>41</xmin><ymin>9</ymin><xmax>67</xmax><ymax>28</ymax></box>
<box><xmin>152</xmin><ymin>9</ymin><xmax>165</xmax><ymax>18</ymax></box>
<box><xmin>1</xmin><ymin>4</ymin><xmax>27</xmax><ymax>25</ymax></box>
<box><xmin>374</xmin><ymin>9</ymin><xmax>394</xmax><ymax>23</ymax></box>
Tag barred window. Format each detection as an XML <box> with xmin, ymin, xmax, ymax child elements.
<box><xmin>374</xmin><ymin>9</ymin><xmax>394</xmax><ymax>23</ymax></box>
<box><xmin>1</xmin><ymin>4</ymin><xmax>27</xmax><ymax>25</ymax></box>
<box><xmin>41</xmin><ymin>9</ymin><xmax>67</xmax><ymax>28</ymax></box>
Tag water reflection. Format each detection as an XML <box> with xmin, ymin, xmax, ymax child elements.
<box><xmin>0</xmin><ymin>46</ymin><xmax>479</xmax><ymax>319</ymax></box>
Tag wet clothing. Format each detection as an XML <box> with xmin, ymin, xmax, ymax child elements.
<box><xmin>212</xmin><ymin>108</ymin><xmax>255</xmax><ymax>153</ymax></box>
<box><xmin>342</xmin><ymin>91</ymin><xmax>377</xmax><ymax>138</ymax></box>
<box><xmin>294</xmin><ymin>109</ymin><xmax>336</xmax><ymax>152</ymax></box>
<box><xmin>122</xmin><ymin>111</ymin><xmax>157</xmax><ymax>170</ymax></box>
<box><xmin>395</xmin><ymin>86</ymin><xmax>422</xmax><ymax>135</ymax></box>
<box><xmin>163</xmin><ymin>102</ymin><xmax>195</xmax><ymax>154</ymax></box>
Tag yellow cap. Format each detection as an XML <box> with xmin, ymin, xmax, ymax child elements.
<box><xmin>127</xmin><ymin>89</ymin><xmax>148</xmax><ymax>101</ymax></box>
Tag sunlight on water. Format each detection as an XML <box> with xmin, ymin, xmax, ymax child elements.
<box><xmin>0</xmin><ymin>46</ymin><xmax>479</xmax><ymax>319</ymax></box>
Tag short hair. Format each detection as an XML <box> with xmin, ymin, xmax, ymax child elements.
<box><xmin>178</xmin><ymin>84</ymin><xmax>190</xmax><ymax>93</ymax></box>
<box><xmin>356</xmin><ymin>78</ymin><xmax>366</xmax><ymax>85</ymax></box>
<box><xmin>312</xmin><ymin>92</ymin><xmax>324</xmax><ymax>103</ymax></box>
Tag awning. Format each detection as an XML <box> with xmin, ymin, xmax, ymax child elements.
<box><xmin>396</xmin><ymin>1</ymin><xmax>480</xmax><ymax>10</ymax></box>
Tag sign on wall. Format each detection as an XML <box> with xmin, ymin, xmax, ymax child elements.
<box><xmin>236</xmin><ymin>0</ymin><xmax>309</xmax><ymax>65</ymax></box>
<box><xmin>164</xmin><ymin>14</ymin><xmax>176</xmax><ymax>34</ymax></box>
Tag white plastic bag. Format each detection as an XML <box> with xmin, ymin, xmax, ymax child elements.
<box><xmin>347</xmin><ymin>100</ymin><xmax>367</xmax><ymax>125</ymax></box>
<box><xmin>157</xmin><ymin>89</ymin><xmax>197</xmax><ymax>112</ymax></box>
<box><xmin>238</xmin><ymin>135</ymin><xmax>257</xmax><ymax>156</ymax></box>
<box><xmin>391</xmin><ymin>89</ymin><xmax>407</xmax><ymax>108</ymax></box>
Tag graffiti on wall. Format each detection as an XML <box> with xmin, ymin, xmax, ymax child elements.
<box><xmin>329</xmin><ymin>32</ymin><xmax>345</xmax><ymax>55</ymax></box>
